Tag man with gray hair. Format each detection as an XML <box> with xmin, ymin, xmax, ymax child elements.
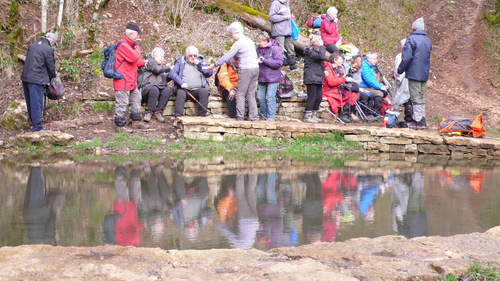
<box><xmin>21</xmin><ymin>32</ymin><xmax>58</xmax><ymax>132</ymax></box>
<box><xmin>210</xmin><ymin>22</ymin><xmax>260</xmax><ymax>121</ymax></box>
<box><xmin>169</xmin><ymin>46</ymin><xmax>213</xmax><ymax>117</ymax></box>
<box><xmin>113</xmin><ymin>22</ymin><xmax>149</xmax><ymax>133</ymax></box>
<box><xmin>397</xmin><ymin>17</ymin><xmax>432</xmax><ymax>129</ymax></box>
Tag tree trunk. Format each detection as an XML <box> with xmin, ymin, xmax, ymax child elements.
<box><xmin>57</xmin><ymin>0</ymin><xmax>65</xmax><ymax>29</ymax></box>
<box><xmin>41</xmin><ymin>0</ymin><xmax>48</xmax><ymax>33</ymax></box>
<box><xmin>214</xmin><ymin>0</ymin><xmax>309</xmax><ymax>52</ymax></box>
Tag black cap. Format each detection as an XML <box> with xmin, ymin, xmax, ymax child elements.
<box><xmin>126</xmin><ymin>22</ymin><xmax>142</xmax><ymax>34</ymax></box>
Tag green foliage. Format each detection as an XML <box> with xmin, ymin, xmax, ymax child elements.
<box><xmin>64</xmin><ymin>31</ymin><xmax>75</xmax><ymax>49</ymax></box>
<box><xmin>88</xmin><ymin>50</ymin><xmax>102</xmax><ymax>74</ymax></box>
<box><xmin>0</xmin><ymin>55</ymin><xmax>15</xmax><ymax>75</ymax></box>
<box><xmin>485</xmin><ymin>1</ymin><xmax>500</xmax><ymax>27</ymax></box>
<box><xmin>91</xmin><ymin>101</ymin><xmax>114</xmax><ymax>113</ymax></box>
<box><xmin>203</xmin><ymin>4</ymin><xmax>223</xmax><ymax>14</ymax></box>
<box><xmin>60</xmin><ymin>58</ymin><xmax>83</xmax><ymax>82</ymax></box>
<box><xmin>7</xmin><ymin>0</ymin><xmax>20</xmax><ymax>30</ymax></box>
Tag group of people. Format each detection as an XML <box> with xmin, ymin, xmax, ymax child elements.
<box><xmin>21</xmin><ymin>0</ymin><xmax>431</xmax><ymax>132</ymax></box>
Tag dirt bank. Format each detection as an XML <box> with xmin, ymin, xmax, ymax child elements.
<box><xmin>1</xmin><ymin>227</ymin><xmax>499</xmax><ymax>280</ymax></box>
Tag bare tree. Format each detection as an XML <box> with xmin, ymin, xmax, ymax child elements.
<box><xmin>57</xmin><ymin>0</ymin><xmax>65</xmax><ymax>29</ymax></box>
<box><xmin>160</xmin><ymin>0</ymin><xmax>198</xmax><ymax>28</ymax></box>
<box><xmin>41</xmin><ymin>0</ymin><xmax>48</xmax><ymax>33</ymax></box>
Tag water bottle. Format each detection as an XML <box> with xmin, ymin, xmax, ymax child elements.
<box><xmin>382</xmin><ymin>116</ymin><xmax>388</xmax><ymax>127</ymax></box>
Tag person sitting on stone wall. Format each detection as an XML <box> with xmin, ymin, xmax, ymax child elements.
<box><xmin>169</xmin><ymin>46</ymin><xmax>213</xmax><ymax>117</ymax></box>
<box><xmin>217</xmin><ymin>57</ymin><xmax>239</xmax><ymax>119</ymax></box>
<box><xmin>359</xmin><ymin>52</ymin><xmax>389</xmax><ymax>119</ymax></box>
<box><xmin>139</xmin><ymin>47</ymin><xmax>171</xmax><ymax>123</ymax></box>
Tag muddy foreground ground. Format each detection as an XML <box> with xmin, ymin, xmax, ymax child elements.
<box><xmin>0</xmin><ymin>227</ymin><xmax>498</xmax><ymax>280</ymax></box>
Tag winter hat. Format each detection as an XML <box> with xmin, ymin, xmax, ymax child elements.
<box><xmin>227</xmin><ymin>22</ymin><xmax>244</xmax><ymax>34</ymax></box>
<box><xmin>126</xmin><ymin>22</ymin><xmax>142</xmax><ymax>34</ymax></box>
<box><xmin>412</xmin><ymin>17</ymin><xmax>425</xmax><ymax>30</ymax></box>
<box><xmin>45</xmin><ymin>32</ymin><xmax>58</xmax><ymax>46</ymax></box>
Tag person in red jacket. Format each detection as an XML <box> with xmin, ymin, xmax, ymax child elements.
<box><xmin>323</xmin><ymin>53</ymin><xmax>358</xmax><ymax>123</ymax></box>
<box><xmin>113</xmin><ymin>22</ymin><xmax>149</xmax><ymax>133</ymax></box>
<box><xmin>320</xmin><ymin>6</ymin><xmax>341</xmax><ymax>54</ymax></box>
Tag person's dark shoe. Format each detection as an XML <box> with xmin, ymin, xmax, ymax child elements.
<box><xmin>289</xmin><ymin>64</ymin><xmax>298</xmax><ymax>70</ymax></box>
<box><xmin>154</xmin><ymin>111</ymin><xmax>165</xmax><ymax>123</ymax></box>
<box><xmin>130</xmin><ymin>121</ymin><xmax>150</xmax><ymax>129</ymax></box>
<box><xmin>115</xmin><ymin>125</ymin><xmax>134</xmax><ymax>133</ymax></box>
<box><xmin>143</xmin><ymin>112</ymin><xmax>153</xmax><ymax>122</ymax></box>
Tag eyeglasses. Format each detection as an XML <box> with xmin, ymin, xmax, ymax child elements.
<box><xmin>187</xmin><ymin>54</ymin><xmax>198</xmax><ymax>58</ymax></box>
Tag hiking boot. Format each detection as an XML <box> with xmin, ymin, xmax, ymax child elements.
<box><xmin>115</xmin><ymin>125</ymin><xmax>134</xmax><ymax>133</ymax></box>
<box><xmin>130</xmin><ymin>121</ymin><xmax>150</xmax><ymax>129</ymax></box>
<box><xmin>143</xmin><ymin>112</ymin><xmax>153</xmax><ymax>122</ymax></box>
<box><xmin>312</xmin><ymin>111</ymin><xmax>323</xmax><ymax>123</ymax></box>
<box><xmin>154</xmin><ymin>111</ymin><xmax>165</xmax><ymax>123</ymax></box>
<box><xmin>304</xmin><ymin>112</ymin><xmax>318</xmax><ymax>123</ymax></box>
<box><xmin>340</xmin><ymin>115</ymin><xmax>353</xmax><ymax>123</ymax></box>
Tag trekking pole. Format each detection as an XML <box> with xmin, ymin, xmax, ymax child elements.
<box><xmin>321</xmin><ymin>104</ymin><xmax>346</xmax><ymax>125</ymax></box>
<box><xmin>376</xmin><ymin>66</ymin><xmax>394</xmax><ymax>98</ymax></box>
<box><xmin>354</xmin><ymin>102</ymin><xmax>368</xmax><ymax>121</ymax></box>
<box><xmin>357</xmin><ymin>101</ymin><xmax>383</xmax><ymax>117</ymax></box>
<box><xmin>186</xmin><ymin>91</ymin><xmax>212</xmax><ymax>115</ymax></box>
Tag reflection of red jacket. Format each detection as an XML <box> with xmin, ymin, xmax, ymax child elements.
<box><xmin>320</xmin><ymin>15</ymin><xmax>340</xmax><ymax>45</ymax></box>
<box><xmin>323</xmin><ymin>62</ymin><xmax>358</xmax><ymax>114</ymax></box>
<box><xmin>114</xmin><ymin>201</ymin><xmax>144</xmax><ymax>246</ymax></box>
<box><xmin>113</xmin><ymin>35</ymin><xmax>146</xmax><ymax>91</ymax></box>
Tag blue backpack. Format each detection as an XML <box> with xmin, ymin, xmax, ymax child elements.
<box><xmin>101</xmin><ymin>41</ymin><xmax>125</xmax><ymax>79</ymax></box>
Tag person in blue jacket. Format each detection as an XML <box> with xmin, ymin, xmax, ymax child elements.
<box><xmin>360</xmin><ymin>53</ymin><xmax>388</xmax><ymax>118</ymax></box>
<box><xmin>397</xmin><ymin>17</ymin><xmax>432</xmax><ymax>129</ymax></box>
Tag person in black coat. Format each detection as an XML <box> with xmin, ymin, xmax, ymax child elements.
<box><xmin>21</xmin><ymin>33</ymin><xmax>58</xmax><ymax>132</ymax></box>
<box><xmin>139</xmin><ymin>47</ymin><xmax>172</xmax><ymax>123</ymax></box>
<box><xmin>303</xmin><ymin>35</ymin><xmax>326</xmax><ymax>123</ymax></box>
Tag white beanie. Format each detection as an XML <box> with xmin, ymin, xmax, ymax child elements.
<box><xmin>227</xmin><ymin>22</ymin><xmax>244</xmax><ymax>34</ymax></box>
<box><xmin>412</xmin><ymin>17</ymin><xmax>425</xmax><ymax>30</ymax></box>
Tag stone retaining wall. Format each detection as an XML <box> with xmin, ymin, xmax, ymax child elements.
<box><xmin>163</xmin><ymin>95</ymin><xmax>332</xmax><ymax>120</ymax></box>
<box><xmin>177</xmin><ymin>116</ymin><xmax>500</xmax><ymax>159</ymax></box>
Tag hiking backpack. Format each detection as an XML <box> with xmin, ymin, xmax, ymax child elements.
<box><xmin>277</xmin><ymin>72</ymin><xmax>294</xmax><ymax>99</ymax></box>
<box><xmin>101</xmin><ymin>41</ymin><xmax>125</xmax><ymax>79</ymax></box>
<box><xmin>306</xmin><ymin>15</ymin><xmax>323</xmax><ymax>28</ymax></box>
<box><xmin>438</xmin><ymin>115</ymin><xmax>486</xmax><ymax>138</ymax></box>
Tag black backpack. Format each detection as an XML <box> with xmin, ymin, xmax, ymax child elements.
<box><xmin>101</xmin><ymin>41</ymin><xmax>125</xmax><ymax>79</ymax></box>
<box><xmin>277</xmin><ymin>72</ymin><xmax>294</xmax><ymax>98</ymax></box>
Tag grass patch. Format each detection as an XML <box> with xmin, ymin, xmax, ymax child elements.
<box><xmin>441</xmin><ymin>262</ymin><xmax>500</xmax><ymax>281</ymax></box>
<box><xmin>73</xmin><ymin>139</ymin><xmax>104</xmax><ymax>151</ymax></box>
<box><xmin>91</xmin><ymin>101</ymin><xmax>114</xmax><ymax>113</ymax></box>
<box><xmin>108</xmin><ymin>133</ymin><xmax>164</xmax><ymax>150</ymax></box>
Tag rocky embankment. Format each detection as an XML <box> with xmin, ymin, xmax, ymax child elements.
<box><xmin>1</xmin><ymin>227</ymin><xmax>499</xmax><ymax>280</ymax></box>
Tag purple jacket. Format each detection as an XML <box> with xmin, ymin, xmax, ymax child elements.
<box><xmin>256</xmin><ymin>40</ymin><xmax>283</xmax><ymax>83</ymax></box>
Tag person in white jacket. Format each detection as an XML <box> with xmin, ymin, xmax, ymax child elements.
<box><xmin>393</xmin><ymin>38</ymin><xmax>412</xmax><ymax>123</ymax></box>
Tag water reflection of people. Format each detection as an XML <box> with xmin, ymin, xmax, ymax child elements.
<box><xmin>170</xmin><ymin>174</ymin><xmax>211</xmax><ymax>241</ymax></box>
<box><xmin>302</xmin><ymin>172</ymin><xmax>323</xmax><ymax>244</ymax></box>
<box><xmin>217</xmin><ymin>174</ymin><xmax>259</xmax><ymax>249</ymax></box>
<box><xmin>358</xmin><ymin>174</ymin><xmax>383</xmax><ymax>221</ymax></box>
<box><xmin>256</xmin><ymin>173</ymin><xmax>291</xmax><ymax>249</ymax></box>
<box><xmin>105</xmin><ymin>166</ymin><xmax>144</xmax><ymax>246</ymax></box>
<box><xmin>321</xmin><ymin>172</ymin><xmax>357</xmax><ymax>242</ymax></box>
<box><xmin>391</xmin><ymin>172</ymin><xmax>427</xmax><ymax>238</ymax></box>
<box><xmin>438</xmin><ymin>170</ymin><xmax>485</xmax><ymax>193</ymax></box>
<box><xmin>23</xmin><ymin>166</ymin><xmax>65</xmax><ymax>245</ymax></box>
<box><xmin>140</xmin><ymin>165</ymin><xmax>170</xmax><ymax>241</ymax></box>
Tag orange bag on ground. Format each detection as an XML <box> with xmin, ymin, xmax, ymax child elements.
<box><xmin>438</xmin><ymin>114</ymin><xmax>486</xmax><ymax>138</ymax></box>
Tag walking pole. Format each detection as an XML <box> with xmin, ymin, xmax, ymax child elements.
<box><xmin>354</xmin><ymin>102</ymin><xmax>368</xmax><ymax>121</ymax></box>
<box><xmin>357</xmin><ymin>101</ymin><xmax>383</xmax><ymax>117</ymax></box>
<box><xmin>321</xmin><ymin>104</ymin><xmax>346</xmax><ymax>125</ymax></box>
<box><xmin>186</xmin><ymin>91</ymin><xmax>212</xmax><ymax>115</ymax></box>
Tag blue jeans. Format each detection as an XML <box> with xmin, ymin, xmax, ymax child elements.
<box><xmin>257</xmin><ymin>82</ymin><xmax>278</xmax><ymax>121</ymax></box>
<box><xmin>23</xmin><ymin>82</ymin><xmax>45</xmax><ymax>131</ymax></box>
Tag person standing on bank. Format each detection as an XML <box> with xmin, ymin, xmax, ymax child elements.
<box><xmin>268</xmin><ymin>0</ymin><xmax>299</xmax><ymax>69</ymax></box>
<box><xmin>397</xmin><ymin>17</ymin><xmax>432</xmax><ymax>130</ymax></box>
<box><xmin>256</xmin><ymin>32</ymin><xmax>283</xmax><ymax>121</ymax></box>
<box><xmin>21</xmin><ymin>32</ymin><xmax>58</xmax><ymax>132</ymax></box>
<box><xmin>210</xmin><ymin>22</ymin><xmax>260</xmax><ymax>121</ymax></box>
<box><xmin>139</xmin><ymin>47</ymin><xmax>171</xmax><ymax>123</ymax></box>
<box><xmin>303</xmin><ymin>35</ymin><xmax>326</xmax><ymax>123</ymax></box>
<box><xmin>113</xmin><ymin>22</ymin><xmax>149</xmax><ymax>133</ymax></box>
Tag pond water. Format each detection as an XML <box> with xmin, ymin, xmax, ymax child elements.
<box><xmin>0</xmin><ymin>156</ymin><xmax>498</xmax><ymax>251</ymax></box>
